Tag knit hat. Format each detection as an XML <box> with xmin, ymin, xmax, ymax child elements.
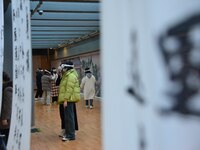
<box><xmin>44</xmin><ymin>69</ymin><xmax>51</xmax><ymax>75</ymax></box>
<box><xmin>85</xmin><ymin>67</ymin><xmax>91</xmax><ymax>73</ymax></box>
<box><xmin>37</xmin><ymin>68</ymin><xmax>42</xmax><ymax>72</ymax></box>
<box><xmin>52</xmin><ymin>67</ymin><xmax>57</xmax><ymax>72</ymax></box>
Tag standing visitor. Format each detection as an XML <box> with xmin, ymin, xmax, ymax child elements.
<box><xmin>41</xmin><ymin>69</ymin><xmax>53</xmax><ymax>105</ymax></box>
<box><xmin>0</xmin><ymin>72</ymin><xmax>13</xmax><ymax>145</ymax></box>
<box><xmin>35</xmin><ymin>68</ymin><xmax>43</xmax><ymax>100</ymax></box>
<box><xmin>58</xmin><ymin>61</ymin><xmax>80</xmax><ymax>141</ymax></box>
<box><xmin>57</xmin><ymin>65</ymin><xmax>65</xmax><ymax>137</ymax></box>
<box><xmin>80</xmin><ymin>68</ymin><xmax>96</xmax><ymax>109</ymax></box>
<box><xmin>51</xmin><ymin>68</ymin><xmax>58</xmax><ymax>104</ymax></box>
<box><xmin>57</xmin><ymin>65</ymin><xmax>79</xmax><ymax>138</ymax></box>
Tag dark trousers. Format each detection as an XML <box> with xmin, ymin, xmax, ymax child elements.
<box><xmin>52</xmin><ymin>96</ymin><xmax>58</xmax><ymax>103</ymax></box>
<box><xmin>86</xmin><ymin>99</ymin><xmax>93</xmax><ymax>106</ymax></box>
<box><xmin>59</xmin><ymin>103</ymin><xmax>78</xmax><ymax>130</ymax></box>
<box><xmin>64</xmin><ymin>102</ymin><xmax>75</xmax><ymax>139</ymax></box>
<box><xmin>35</xmin><ymin>87</ymin><xmax>43</xmax><ymax>98</ymax></box>
<box><xmin>0</xmin><ymin>129</ymin><xmax>9</xmax><ymax>146</ymax></box>
<box><xmin>59</xmin><ymin>104</ymin><xmax>65</xmax><ymax>129</ymax></box>
<box><xmin>0</xmin><ymin>136</ymin><xmax>6</xmax><ymax>150</ymax></box>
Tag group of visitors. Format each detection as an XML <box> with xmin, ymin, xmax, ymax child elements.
<box><xmin>35</xmin><ymin>68</ymin><xmax>59</xmax><ymax>105</ymax></box>
<box><xmin>35</xmin><ymin>61</ymin><xmax>96</xmax><ymax>141</ymax></box>
<box><xmin>0</xmin><ymin>61</ymin><xmax>96</xmax><ymax>147</ymax></box>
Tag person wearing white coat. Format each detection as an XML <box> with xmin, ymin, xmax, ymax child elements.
<box><xmin>80</xmin><ymin>68</ymin><xmax>96</xmax><ymax>109</ymax></box>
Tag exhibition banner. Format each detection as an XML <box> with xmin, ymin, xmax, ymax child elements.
<box><xmin>102</xmin><ymin>0</ymin><xmax>200</xmax><ymax>150</ymax></box>
<box><xmin>7</xmin><ymin>0</ymin><xmax>32</xmax><ymax>149</ymax></box>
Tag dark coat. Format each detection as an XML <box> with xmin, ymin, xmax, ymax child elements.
<box><xmin>0</xmin><ymin>81</ymin><xmax>13</xmax><ymax>129</ymax></box>
<box><xmin>36</xmin><ymin>71</ymin><xmax>43</xmax><ymax>89</ymax></box>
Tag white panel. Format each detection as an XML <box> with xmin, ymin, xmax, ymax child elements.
<box><xmin>7</xmin><ymin>0</ymin><xmax>32</xmax><ymax>149</ymax></box>
<box><xmin>102</xmin><ymin>0</ymin><xmax>200</xmax><ymax>150</ymax></box>
<box><xmin>0</xmin><ymin>0</ymin><xmax>4</xmax><ymax>114</ymax></box>
<box><xmin>102</xmin><ymin>1</ymin><xmax>139</xmax><ymax>150</ymax></box>
<box><xmin>147</xmin><ymin>0</ymin><xmax>200</xmax><ymax>150</ymax></box>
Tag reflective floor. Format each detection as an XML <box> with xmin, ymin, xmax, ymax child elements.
<box><xmin>31</xmin><ymin>99</ymin><xmax>102</xmax><ymax>150</ymax></box>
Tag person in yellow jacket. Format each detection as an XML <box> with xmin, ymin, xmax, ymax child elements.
<box><xmin>58</xmin><ymin>61</ymin><xmax>80</xmax><ymax>141</ymax></box>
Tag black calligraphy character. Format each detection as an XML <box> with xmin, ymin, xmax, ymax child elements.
<box><xmin>18</xmin><ymin>109</ymin><xmax>23</xmax><ymax>126</ymax></box>
<box><xmin>21</xmin><ymin>44</ymin><xmax>24</xmax><ymax>58</ymax></box>
<box><xmin>14</xmin><ymin>126</ymin><xmax>17</xmax><ymax>140</ymax></box>
<box><xmin>16</xmin><ymin>106</ymin><xmax>19</xmax><ymax>122</ymax></box>
<box><xmin>26</xmin><ymin>50</ymin><xmax>30</xmax><ymax>71</ymax></box>
<box><xmin>13</xmin><ymin>9</ymin><xmax>16</xmax><ymax>21</ymax></box>
<box><xmin>16</xmin><ymin>128</ymin><xmax>19</xmax><ymax>144</ymax></box>
<box><xmin>15</xmin><ymin>46</ymin><xmax>18</xmax><ymax>61</ymax></box>
<box><xmin>138</xmin><ymin>125</ymin><xmax>146</xmax><ymax>150</ymax></box>
<box><xmin>22</xmin><ymin>66</ymin><xmax>25</xmax><ymax>80</ymax></box>
<box><xmin>18</xmin><ymin>133</ymin><xmax>22</xmax><ymax>150</ymax></box>
<box><xmin>15</xmin><ymin>84</ymin><xmax>17</xmax><ymax>94</ymax></box>
<box><xmin>15</xmin><ymin>65</ymin><xmax>18</xmax><ymax>79</ymax></box>
<box><xmin>127</xmin><ymin>31</ymin><xmax>145</xmax><ymax>104</ymax></box>
<box><xmin>19</xmin><ymin>44</ymin><xmax>22</xmax><ymax>59</ymax></box>
<box><xmin>20</xmin><ymin>109</ymin><xmax>23</xmax><ymax>126</ymax></box>
<box><xmin>17</xmin><ymin>87</ymin><xmax>20</xmax><ymax>100</ymax></box>
<box><xmin>16</xmin><ymin>7</ymin><xmax>20</xmax><ymax>18</ymax></box>
<box><xmin>26</xmin><ymin>7</ymin><xmax>30</xmax><ymax>39</ymax></box>
<box><xmin>158</xmin><ymin>13</ymin><xmax>200</xmax><ymax>117</ymax></box>
<box><xmin>20</xmin><ymin>0</ymin><xmax>23</xmax><ymax>10</ymax></box>
<box><xmin>14</xmin><ymin>28</ymin><xmax>17</xmax><ymax>41</ymax></box>
<box><xmin>18</xmin><ymin>87</ymin><xmax>21</xmax><ymax>101</ymax></box>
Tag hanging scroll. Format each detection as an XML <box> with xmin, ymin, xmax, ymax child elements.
<box><xmin>7</xmin><ymin>0</ymin><xmax>32</xmax><ymax>149</ymax></box>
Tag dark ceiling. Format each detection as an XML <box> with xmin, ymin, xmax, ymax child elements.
<box><xmin>30</xmin><ymin>0</ymin><xmax>100</xmax><ymax>49</ymax></box>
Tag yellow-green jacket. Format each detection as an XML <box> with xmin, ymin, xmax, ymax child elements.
<box><xmin>58</xmin><ymin>69</ymin><xmax>80</xmax><ymax>104</ymax></box>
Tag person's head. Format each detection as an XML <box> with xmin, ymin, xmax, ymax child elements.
<box><xmin>85</xmin><ymin>68</ymin><xmax>91</xmax><ymax>73</ymax></box>
<box><xmin>85</xmin><ymin>68</ymin><xmax>92</xmax><ymax>78</ymax></box>
<box><xmin>51</xmin><ymin>67</ymin><xmax>57</xmax><ymax>74</ymax></box>
<box><xmin>3</xmin><ymin>71</ymin><xmax>10</xmax><ymax>83</ymax></box>
<box><xmin>44</xmin><ymin>69</ymin><xmax>51</xmax><ymax>75</ymax></box>
<box><xmin>61</xmin><ymin>61</ymin><xmax>74</xmax><ymax>72</ymax></box>
<box><xmin>37</xmin><ymin>67</ymin><xmax>42</xmax><ymax>72</ymax></box>
<box><xmin>57</xmin><ymin>65</ymin><xmax>62</xmax><ymax>74</ymax></box>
